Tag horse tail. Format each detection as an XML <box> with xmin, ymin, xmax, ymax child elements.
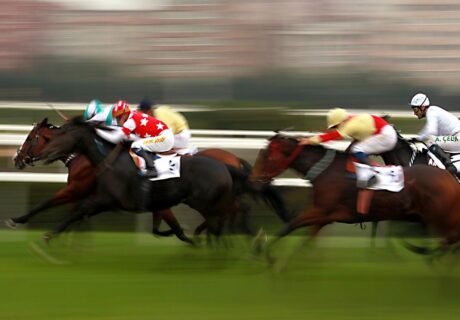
<box><xmin>225</xmin><ymin>164</ymin><xmax>292</xmax><ymax>223</ymax></box>
<box><xmin>258</xmin><ymin>184</ymin><xmax>292</xmax><ymax>223</ymax></box>
<box><xmin>225</xmin><ymin>164</ymin><xmax>250</xmax><ymax>195</ymax></box>
<box><xmin>238</xmin><ymin>158</ymin><xmax>252</xmax><ymax>174</ymax></box>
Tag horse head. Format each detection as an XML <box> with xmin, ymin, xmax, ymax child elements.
<box><xmin>251</xmin><ymin>133</ymin><xmax>302</xmax><ymax>184</ymax></box>
<box><xmin>14</xmin><ymin>118</ymin><xmax>59</xmax><ymax>169</ymax></box>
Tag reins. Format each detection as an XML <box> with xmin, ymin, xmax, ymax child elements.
<box><xmin>266</xmin><ymin>145</ymin><xmax>304</xmax><ymax>178</ymax></box>
<box><xmin>95</xmin><ymin>143</ymin><xmax>123</xmax><ymax>175</ymax></box>
<box><xmin>267</xmin><ymin>143</ymin><xmax>336</xmax><ymax>182</ymax></box>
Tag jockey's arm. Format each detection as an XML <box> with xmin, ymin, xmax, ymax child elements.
<box><xmin>309</xmin><ymin>130</ymin><xmax>343</xmax><ymax>144</ymax></box>
<box><xmin>95</xmin><ymin>127</ymin><xmax>128</xmax><ymax>144</ymax></box>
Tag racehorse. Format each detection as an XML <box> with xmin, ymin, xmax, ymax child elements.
<box><xmin>7</xmin><ymin>118</ymin><xmax>290</xmax><ymax>241</ymax></box>
<box><xmin>250</xmin><ymin>134</ymin><xmax>460</xmax><ymax>256</ymax></box>
<box><xmin>381</xmin><ymin>132</ymin><xmax>430</xmax><ymax>167</ymax></box>
<box><xmin>35</xmin><ymin>118</ymin><xmax>287</xmax><ymax>243</ymax></box>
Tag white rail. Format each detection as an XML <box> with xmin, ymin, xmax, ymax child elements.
<box><xmin>0</xmin><ymin>133</ymin><xmax>351</xmax><ymax>150</ymax></box>
<box><xmin>0</xmin><ymin>172</ymin><xmax>311</xmax><ymax>187</ymax></box>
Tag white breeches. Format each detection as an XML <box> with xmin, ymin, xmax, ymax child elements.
<box><xmin>131</xmin><ymin>129</ymin><xmax>174</xmax><ymax>153</ymax></box>
<box><xmin>351</xmin><ymin>125</ymin><xmax>397</xmax><ymax>155</ymax></box>
<box><xmin>173</xmin><ymin>129</ymin><xmax>197</xmax><ymax>155</ymax></box>
<box><xmin>174</xmin><ymin>129</ymin><xmax>191</xmax><ymax>149</ymax></box>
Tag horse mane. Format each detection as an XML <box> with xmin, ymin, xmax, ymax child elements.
<box><xmin>65</xmin><ymin>116</ymin><xmax>115</xmax><ymax>132</ymax></box>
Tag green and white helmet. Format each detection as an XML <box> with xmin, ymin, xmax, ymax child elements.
<box><xmin>84</xmin><ymin>99</ymin><xmax>103</xmax><ymax>120</ymax></box>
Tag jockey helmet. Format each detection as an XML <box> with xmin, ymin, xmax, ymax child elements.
<box><xmin>138</xmin><ymin>98</ymin><xmax>154</xmax><ymax>113</ymax></box>
<box><xmin>327</xmin><ymin>108</ymin><xmax>349</xmax><ymax>129</ymax></box>
<box><xmin>84</xmin><ymin>99</ymin><xmax>102</xmax><ymax>120</ymax></box>
<box><xmin>409</xmin><ymin>93</ymin><xmax>430</xmax><ymax>108</ymax></box>
<box><xmin>112</xmin><ymin>100</ymin><xmax>130</xmax><ymax>118</ymax></box>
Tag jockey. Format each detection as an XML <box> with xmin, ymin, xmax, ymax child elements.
<box><xmin>299</xmin><ymin>108</ymin><xmax>398</xmax><ymax>186</ymax></box>
<box><xmin>137</xmin><ymin>98</ymin><xmax>196</xmax><ymax>155</ymax></box>
<box><xmin>83</xmin><ymin>99</ymin><xmax>117</xmax><ymax>126</ymax></box>
<box><xmin>410</xmin><ymin>92</ymin><xmax>460</xmax><ymax>176</ymax></box>
<box><xmin>95</xmin><ymin>100</ymin><xmax>174</xmax><ymax>178</ymax></box>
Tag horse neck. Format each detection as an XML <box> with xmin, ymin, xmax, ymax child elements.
<box><xmin>48</xmin><ymin>127</ymin><xmax>76</xmax><ymax>164</ymax></box>
<box><xmin>77</xmin><ymin>133</ymin><xmax>112</xmax><ymax>167</ymax></box>
<box><xmin>382</xmin><ymin>139</ymin><xmax>426</xmax><ymax>166</ymax></box>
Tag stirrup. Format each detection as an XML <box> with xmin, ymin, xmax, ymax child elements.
<box><xmin>142</xmin><ymin>168</ymin><xmax>158</xmax><ymax>178</ymax></box>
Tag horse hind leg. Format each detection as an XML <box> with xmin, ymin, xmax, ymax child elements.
<box><xmin>161</xmin><ymin>210</ymin><xmax>194</xmax><ymax>245</ymax></box>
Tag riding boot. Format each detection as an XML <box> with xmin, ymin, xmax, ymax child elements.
<box><xmin>352</xmin><ymin>151</ymin><xmax>377</xmax><ymax>188</ymax></box>
<box><xmin>136</xmin><ymin>148</ymin><xmax>158</xmax><ymax>178</ymax></box>
<box><xmin>429</xmin><ymin>144</ymin><xmax>457</xmax><ymax>177</ymax></box>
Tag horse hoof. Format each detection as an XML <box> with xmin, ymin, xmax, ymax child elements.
<box><xmin>43</xmin><ymin>232</ymin><xmax>54</xmax><ymax>243</ymax></box>
<box><xmin>252</xmin><ymin>227</ymin><xmax>268</xmax><ymax>255</ymax></box>
<box><xmin>4</xmin><ymin>219</ymin><xmax>17</xmax><ymax>229</ymax></box>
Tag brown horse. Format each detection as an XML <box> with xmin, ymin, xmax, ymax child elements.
<box><xmin>250</xmin><ymin>134</ymin><xmax>460</xmax><ymax>256</ymax></box>
<box><xmin>7</xmin><ymin>118</ymin><xmax>289</xmax><ymax>240</ymax></box>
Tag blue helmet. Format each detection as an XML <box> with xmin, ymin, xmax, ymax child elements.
<box><xmin>84</xmin><ymin>99</ymin><xmax>103</xmax><ymax>120</ymax></box>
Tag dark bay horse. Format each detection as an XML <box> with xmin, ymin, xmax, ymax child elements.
<box><xmin>250</xmin><ymin>134</ymin><xmax>460</xmax><ymax>255</ymax></box>
<box><xmin>7</xmin><ymin>118</ymin><xmax>289</xmax><ymax>240</ymax></box>
<box><xmin>381</xmin><ymin>132</ymin><xmax>430</xmax><ymax>167</ymax></box>
<box><xmin>37</xmin><ymin>118</ymin><xmax>278</xmax><ymax>242</ymax></box>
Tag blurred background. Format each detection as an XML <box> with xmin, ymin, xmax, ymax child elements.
<box><xmin>1</xmin><ymin>0</ymin><xmax>460</xmax><ymax>106</ymax></box>
<box><xmin>2</xmin><ymin>0</ymin><xmax>460</xmax><ymax>231</ymax></box>
<box><xmin>2</xmin><ymin>2</ymin><xmax>460</xmax><ymax>319</ymax></box>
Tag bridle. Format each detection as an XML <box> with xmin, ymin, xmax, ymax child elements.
<box><xmin>16</xmin><ymin>123</ymin><xmax>43</xmax><ymax>166</ymax></box>
<box><xmin>255</xmin><ymin>140</ymin><xmax>303</xmax><ymax>183</ymax></box>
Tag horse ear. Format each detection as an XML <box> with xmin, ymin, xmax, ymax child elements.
<box><xmin>40</xmin><ymin>118</ymin><xmax>48</xmax><ymax>126</ymax></box>
<box><xmin>381</xmin><ymin>114</ymin><xmax>391</xmax><ymax>122</ymax></box>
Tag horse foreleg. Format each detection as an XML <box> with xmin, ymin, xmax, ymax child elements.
<box><xmin>370</xmin><ymin>222</ymin><xmax>378</xmax><ymax>248</ymax></box>
<box><xmin>7</xmin><ymin>184</ymin><xmax>84</xmax><ymax>227</ymax></box>
<box><xmin>272</xmin><ymin>207</ymin><xmax>325</xmax><ymax>241</ymax></box>
<box><xmin>44</xmin><ymin>197</ymin><xmax>109</xmax><ymax>242</ymax></box>
<box><xmin>194</xmin><ymin>221</ymin><xmax>208</xmax><ymax>236</ymax></box>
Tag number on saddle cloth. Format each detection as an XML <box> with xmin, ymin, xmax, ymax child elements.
<box><xmin>354</xmin><ymin>163</ymin><xmax>404</xmax><ymax>192</ymax></box>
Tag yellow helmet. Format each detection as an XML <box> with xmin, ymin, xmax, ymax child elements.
<box><xmin>327</xmin><ymin>108</ymin><xmax>348</xmax><ymax>129</ymax></box>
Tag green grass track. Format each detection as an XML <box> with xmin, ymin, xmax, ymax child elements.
<box><xmin>0</xmin><ymin>230</ymin><xmax>459</xmax><ymax>320</ymax></box>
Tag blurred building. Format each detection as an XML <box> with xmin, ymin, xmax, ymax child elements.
<box><xmin>4</xmin><ymin>0</ymin><xmax>460</xmax><ymax>87</ymax></box>
<box><xmin>0</xmin><ymin>0</ymin><xmax>55</xmax><ymax>71</ymax></box>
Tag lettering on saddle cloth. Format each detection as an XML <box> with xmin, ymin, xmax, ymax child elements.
<box><xmin>129</xmin><ymin>150</ymin><xmax>181</xmax><ymax>181</ymax></box>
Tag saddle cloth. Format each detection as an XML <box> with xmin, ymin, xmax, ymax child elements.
<box><xmin>354</xmin><ymin>162</ymin><xmax>404</xmax><ymax>192</ymax></box>
<box><xmin>149</xmin><ymin>154</ymin><xmax>181</xmax><ymax>181</ymax></box>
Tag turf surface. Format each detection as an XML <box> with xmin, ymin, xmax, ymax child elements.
<box><xmin>1</xmin><ymin>230</ymin><xmax>459</xmax><ymax>320</ymax></box>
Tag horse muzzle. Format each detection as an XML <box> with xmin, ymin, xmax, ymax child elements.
<box><xmin>13</xmin><ymin>156</ymin><xmax>26</xmax><ymax>170</ymax></box>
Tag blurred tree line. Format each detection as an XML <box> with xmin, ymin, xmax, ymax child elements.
<box><xmin>0</xmin><ymin>56</ymin><xmax>441</xmax><ymax>132</ymax></box>
<box><xmin>0</xmin><ymin>56</ymin><xmax>453</xmax><ymax>107</ymax></box>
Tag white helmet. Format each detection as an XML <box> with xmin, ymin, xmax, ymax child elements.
<box><xmin>409</xmin><ymin>93</ymin><xmax>430</xmax><ymax>108</ymax></box>
<box><xmin>327</xmin><ymin>108</ymin><xmax>349</xmax><ymax>129</ymax></box>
